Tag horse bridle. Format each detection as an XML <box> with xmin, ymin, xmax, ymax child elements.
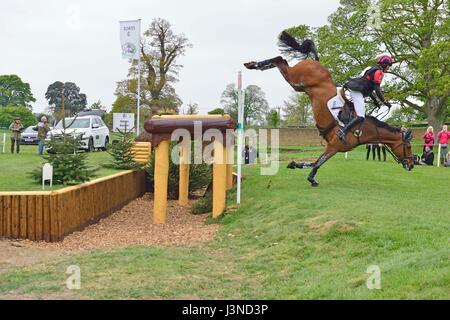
<box><xmin>384</xmin><ymin>134</ymin><xmax>414</xmax><ymax>165</ymax></box>
<box><xmin>373</xmin><ymin>124</ymin><xmax>413</xmax><ymax>165</ymax></box>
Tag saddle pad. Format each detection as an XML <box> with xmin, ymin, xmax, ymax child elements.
<box><xmin>327</xmin><ymin>95</ymin><xmax>345</xmax><ymax>126</ymax></box>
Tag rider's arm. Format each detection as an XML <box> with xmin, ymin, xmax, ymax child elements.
<box><xmin>372</xmin><ymin>70</ymin><xmax>388</xmax><ymax>103</ymax></box>
<box><xmin>368</xmin><ymin>92</ymin><xmax>380</xmax><ymax>107</ymax></box>
<box><xmin>373</xmin><ymin>84</ymin><xmax>386</xmax><ymax>103</ymax></box>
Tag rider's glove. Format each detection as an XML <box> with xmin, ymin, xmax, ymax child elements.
<box><xmin>384</xmin><ymin>101</ymin><xmax>392</xmax><ymax>108</ymax></box>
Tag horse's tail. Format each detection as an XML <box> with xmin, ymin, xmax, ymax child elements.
<box><xmin>278</xmin><ymin>31</ymin><xmax>319</xmax><ymax>60</ymax></box>
<box><xmin>278</xmin><ymin>31</ymin><xmax>304</xmax><ymax>53</ymax></box>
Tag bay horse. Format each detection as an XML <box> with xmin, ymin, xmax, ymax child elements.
<box><xmin>244</xmin><ymin>31</ymin><xmax>414</xmax><ymax>187</ymax></box>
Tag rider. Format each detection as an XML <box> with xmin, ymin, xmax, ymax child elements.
<box><xmin>337</xmin><ymin>54</ymin><xmax>393</xmax><ymax>141</ymax></box>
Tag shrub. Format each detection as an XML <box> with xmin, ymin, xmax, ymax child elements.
<box><xmin>147</xmin><ymin>141</ymin><xmax>212</xmax><ymax>199</ymax></box>
<box><xmin>191</xmin><ymin>192</ymin><xmax>212</xmax><ymax>214</ymax></box>
<box><xmin>105</xmin><ymin>129</ymin><xmax>142</xmax><ymax>170</ymax></box>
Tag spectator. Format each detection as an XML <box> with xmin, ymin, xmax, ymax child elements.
<box><xmin>444</xmin><ymin>152</ymin><xmax>450</xmax><ymax>167</ymax></box>
<box><xmin>366</xmin><ymin>144</ymin><xmax>386</xmax><ymax>161</ymax></box>
<box><xmin>437</xmin><ymin>125</ymin><xmax>450</xmax><ymax>166</ymax></box>
<box><xmin>242</xmin><ymin>144</ymin><xmax>258</xmax><ymax>164</ymax></box>
<box><xmin>33</xmin><ymin>116</ymin><xmax>50</xmax><ymax>156</ymax></box>
<box><xmin>422</xmin><ymin>126</ymin><xmax>435</xmax><ymax>152</ymax></box>
<box><xmin>419</xmin><ymin>146</ymin><xmax>434</xmax><ymax>166</ymax></box>
<box><xmin>8</xmin><ymin>117</ymin><xmax>24</xmax><ymax>154</ymax></box>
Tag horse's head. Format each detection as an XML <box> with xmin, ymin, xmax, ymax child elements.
<box><xmin>388</xmin><ymin>129</ymin><xmax>414</xmax><ymax>171</ymax></box>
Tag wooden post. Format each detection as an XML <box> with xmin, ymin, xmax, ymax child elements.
<box><xmin>153</xmin><ymin>140</ymin><xmax>170</xmax><ymax>224</ymax></box>
<box><xmin>179</xmin><ymin>143</ymin><xmax>190</xmax><ymax>206</ymax></box>
<box><xmin>213</xmin><ymin>139</ymin><xmax>227</xmax><ymax>218</ymax></box>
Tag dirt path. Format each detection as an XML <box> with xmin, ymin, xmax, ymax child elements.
<box><xmin>0</xmin><ymin>194</ymin><xmax>218</xmax><ymax>272</ymax></box>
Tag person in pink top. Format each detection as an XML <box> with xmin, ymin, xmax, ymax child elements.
<box><xmin>437</xmin><ymin>125</ymin><xmax>450</xmax><ymax>165</ymax></box>
<box><xmin>422</xmin><ymin>126</ymin><xmax>435</xmax><ymax>152</ymax></box>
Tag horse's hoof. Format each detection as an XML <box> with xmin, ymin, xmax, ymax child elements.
<box><xmin>244</xmin><ymin>61</ymin><xmax>258</xmax><ymax>70</ymax></box>
<box><xmin>287</xmin><ymin>161</ymin><xmax>297</xmax><ymax>169</ymax></box>
<box><xmin>307</xmin><ymin>177</ymin><xmax>319</xmax><ymax>187</ymax></box>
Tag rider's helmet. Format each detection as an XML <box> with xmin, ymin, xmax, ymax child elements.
<box><xmin>376</xmin><ymin>54</ymin><xmax>394</xmax><ymax>68</ymax></box>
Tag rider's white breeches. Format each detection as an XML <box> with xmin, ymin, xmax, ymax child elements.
<box><xmin>349</xmin><ymin>89</ymin><xmax>365</xmax><ymax>118</ymax></box>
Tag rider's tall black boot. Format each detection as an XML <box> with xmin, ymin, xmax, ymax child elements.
<box><xmin>337</xmin><ymin>116</ymin><xmax>364</xmax><ymax>142</ymax></box>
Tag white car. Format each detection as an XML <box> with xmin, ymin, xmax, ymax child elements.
<box><xmin>47</xmin><ymin>115</ymin><xmax>110</xmax><ymax>152</ymax></box>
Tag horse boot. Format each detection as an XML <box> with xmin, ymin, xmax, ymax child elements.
<box><xmin>244</xmin><ymin>59</ymin><xmax>276</xmax><ymax>71</ymax></box>
<box><xmin>337</xmin><ymin>116</ymin><xmax>364</xmax><ymax>142</ymax></box>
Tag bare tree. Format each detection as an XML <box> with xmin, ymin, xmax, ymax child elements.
<box><xmin>124</xmin><ymin>18</ymin><xmax>192</xmax><ymax>115</ymax></box>
<box><xmin>221</xmin><ymin>84</ymin><xmax>269</xmax><ymax>125</ymax></box>
<box><xmin>184</xmin><ymin>102</ymin><xmax>199</xmax><ymax>115</ymax></box>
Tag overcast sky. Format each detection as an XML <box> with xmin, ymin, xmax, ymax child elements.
<box><xmin>1</xmin><ymin>0</ymin><xmax>340</xmax><ymax>115</ymax></box>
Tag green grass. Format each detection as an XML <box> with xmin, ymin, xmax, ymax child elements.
<box><xmin>0</xmin><ymin>146</ymin><xmax>449</xmax><ymax>299</ymax></box>
<box><xmin>0</xmin><ymin>130</ymin><xmax>125</xmax><ymax>191</ymax></box>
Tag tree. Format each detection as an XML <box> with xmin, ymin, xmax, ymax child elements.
<box><xmin>221</xmin><ymin>84</ymin><xmax>269</xmax><ymax>125</ymax></box>
<box><xmin>0</xmin><ymin>106</ymin><xmax>36</xmax><ymax>128</ymax></box>
<box><xmin>386</xmin><ymin>106</ymin><xmax>426</xmax><ymax>127</ymax></box>
<box><xmin>45</xmin><ymin>81</ymin><xmax>87</xmax><ymax>117</ymax></box>
<box><xmin>118</xmin><ymin>17</ymin><xmax>192</xmax><ymax>116</ymax></box>
<box><xmin>90</xmin><ymin>100</ymin><xmax>103</xmax><ymax>110</ymax></box>
<box><xmin>208</xmin><ymin>108</ymin><xmax>224</xmax><ymax>115</ymax></box>
<box><xmin>267</xmin><ymin>109</ymin><xmax>280</xmax><ymax>127</ymax></box>
<box><xmin>282</xmin><ymin>92</ymin><xmax>314</xmax><ymax>127</ymax></box>
<box><xmin>0</xmin><ymin>75</ymin><xmax>36</xmax><ymax>109</ymax></box>
<box><xmin>111</xmin><ymin>95</ymin><xmax>136</xmax><ymax>114</ymax></box>
<box><xmin>106</xmin><ymin>129</ymin><xmax>142</xmax><ymax>170</ymax></box>
<box><xmin>30</xmin><ymin>135</ymin><xmax>96</xmax><ymax>185</ymax></box>
<box><xmin>289</xmin><ymin>0</ymin><xmax>449</xmax><ymax>129</ymax></box>
<box><xmin>376</xmin><ymin>0</ymin><xmax>450</xmax><ymax>130</ymax></box>
<box><xmin>184</xmin><ymin>102</ymin><xmax>199</xmax><ymax>115</ymax></box>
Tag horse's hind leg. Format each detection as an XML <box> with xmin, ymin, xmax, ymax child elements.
<box><xmin>307</xmin><ymin>148</ymin><xmax>337</xmax><ymax>187</ymax></box>
<box><xmin>244</xmin><ymin>56</ymin><xmax>286</xmax><ymax>71</ymax></box>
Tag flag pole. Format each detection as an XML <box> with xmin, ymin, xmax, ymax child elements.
<box><xmin>136</xmin><ymin>19</ymin><xmax>142</xmax><ymax>136</ymax></box>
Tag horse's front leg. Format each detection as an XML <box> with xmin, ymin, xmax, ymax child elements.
<box><xmin>307</xmin><ymin>148</ymin><xmax>338</xmax><ymax>187</ymax></box>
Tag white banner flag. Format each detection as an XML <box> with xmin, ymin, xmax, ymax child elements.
<box><xmin>119</xmin><ymin>20</ymin><xmax>141</xmax><ymax>60</ymax></box>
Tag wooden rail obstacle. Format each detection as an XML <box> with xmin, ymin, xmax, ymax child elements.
<box><xmin>131</xmin><ymin>141</ymin><xmax>151</xmax><ymax>164</ymax></box>
<box><xmin>0</xmin><ymin>170</ymin><xmax>146</xmax><ymax>242</ymax></box>
<box><xmin>144</xmin><ymin>115</ymin><xmax>237</xmax><ymax>224</ymax></box>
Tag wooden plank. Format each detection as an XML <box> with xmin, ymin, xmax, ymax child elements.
<box><xmin>56</xmin><ymin>193</ymin><xmax>63</xmax><ymax>240</ymax></box>
<box><xmin>0</xmin><ymin>196</ymin><xmax>4</xmax><ymax>238</ymax></box>
<box><xmin>43</xmin><ymin>195</ymin><xmax>51</xmax><ymax>242</ymax></box>
<box><xmin>5</xmin><ymin>196</ymin><xmax>11</xmax><ymax>238</ymax></box>
<box><xmin>20</xmin><ymin>195</ymin><xmax>28</xmax><ymax>239</ymax></box>
<box><xmin>35</xmin><ymin>195</ymin><xmax>43</xmax><ymax>241</ymax></box>
<box><xmin>50</xmin><ymin>194</ymin><xmax>59</xmax><ymax>242</ymax></box>
<box><xmin>12</xmin><ymin>195</ymin><xmax>20</xmax><ymax>238</ymax></box>
<box><xmin>27</xmin><ymin>195</ymin><xmax>36</xmax><ymax>241</ymax></box>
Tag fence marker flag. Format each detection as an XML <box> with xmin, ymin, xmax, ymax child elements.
<box><xmin>120</xmin><ymin>19</ymin><xmax>141</xmax><ymax>134</ymax></box>
<box><xmin>120</xmin><ymin>20</ymin><xmax>141</xmax><ymax>60</ymax></box>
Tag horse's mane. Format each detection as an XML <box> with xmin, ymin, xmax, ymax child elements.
<box><xmin>366</xmin><ymin>116</ymin><xmax>401</xmax><ymax>133</ymax></box>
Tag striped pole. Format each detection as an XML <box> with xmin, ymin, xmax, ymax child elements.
<box><xmin>237</xmin><ymin>72</ymin><xmax>244</xmax><ymax>204</ymax></box>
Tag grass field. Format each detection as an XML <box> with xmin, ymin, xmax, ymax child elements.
<box><xmin>0</xmin><ymin>144</ymin><xmax>449</xmax><ymax>299</ymax></box>
<box><xmin>0</xmin><ymin>130</ymin><xmax>125</xmax><ymax>191</ymax></box>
